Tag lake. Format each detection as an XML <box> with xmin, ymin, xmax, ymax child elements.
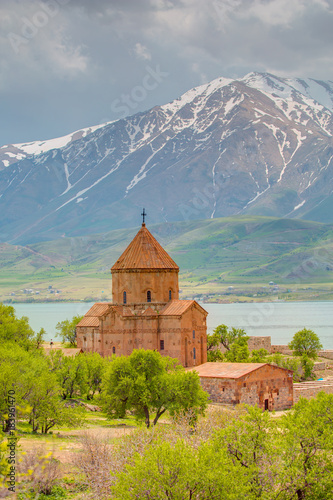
<box><xmin>13</xmin><ymin>301</ymin><xmax>333</xmax><ymax>348</ymax></box>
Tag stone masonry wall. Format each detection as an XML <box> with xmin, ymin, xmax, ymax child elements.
<box><xmin>318</xmin><ymin>350</ymin><xmax>333</xmax><ymax>360</ymax></box>
<box><xmin>247</xmin><ymin>336</ymin><xmax>272</xmax><ymax>352</ymax></box>
<box><xmin>270</xmin><ymin>345</ymin><xmax>293</xmax><ymax>355</ymax></box>
<box><xmin>198</xmin><ymin>365</ymin><xmax>293</xmax><ymax>410</ymax></box>
<box><xmin>293</xmin><ymin>380</ymin><xmax>333</xmax><ymax>403</ymax></box>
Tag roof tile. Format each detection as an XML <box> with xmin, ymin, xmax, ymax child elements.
<box><xmin>77</xmin><ymin>316</ymin><xmax>100</xmax><ymax>327</ymax></box>
<box><xmin>160</xmin><ymin>300</ymin><xmax>195</xmax><ymax>316</ymax></box>
<box><xmin>188</xmin><ymin>362</ymin><xmax>269</xmax><ymax>379</ymax></box>
<box><xmin>111</xmin><ymin>224</ymin><xmax>179</xmax><ymax>270</ymax></box>
<box><xmin>84</xmin><ymin>303</ymin><xmax>110</xmax><ymax>317</ymax></box>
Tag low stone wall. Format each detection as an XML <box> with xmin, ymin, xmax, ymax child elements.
<box><xmin>319</xmin><ymin>350</ymin><xmax>333</xmax><ymax>360</ymax></box>
<box><xmin>313</xmin><ymin>361</ymin><xmax>327</xmax><ymax>371</ymax></box>
<box><xmin>270</xmin><ymin>345</ymin><xmax>293</xmax><ymax>355</ymax></box>
<box><xmin>293</xmin><ymin>379</ymin><xmax>333</xmax><ymax>403</ymax></box>
<box><xmin>270</xmin><ymin>347</ymin><xmax>333</xmax><ymax>359</ymax></box>
<box><xmin>248</xmin><ymin>336</ymin><xmax>271</xmax><ymax>352</ymax></box>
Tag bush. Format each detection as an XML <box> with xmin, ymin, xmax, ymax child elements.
<box><xmin>17</xmin><ymin>445</ymin><xmax>61</xmax><ymax>497</ymax></box>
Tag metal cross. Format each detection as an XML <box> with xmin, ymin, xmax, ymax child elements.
<box><xmin>141</xmin><ymin>208</ymin><xmax>147</xmax><ymax>225</ymax></box>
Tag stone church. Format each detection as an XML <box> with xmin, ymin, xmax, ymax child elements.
<box><xmin>76</xmin><ymin>219</ymin><xmax>208</xmax><ymax>367</ymax></box>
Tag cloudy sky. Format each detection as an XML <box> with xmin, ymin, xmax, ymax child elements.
<box><xmin>1</xmin><ymin>0</ymin><xmax>333</xmax><ymax>145</ymax></box>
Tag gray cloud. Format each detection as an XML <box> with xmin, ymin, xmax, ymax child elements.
<box><xmin>0</xmin><ymin>0</ymin><xmax>332</xmax><ymax>145</ymax></box>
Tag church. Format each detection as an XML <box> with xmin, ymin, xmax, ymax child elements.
<box><xmin>76</xmin><ymin>214</ymin><xmax>208</xmax><ymax>367</ymax></box>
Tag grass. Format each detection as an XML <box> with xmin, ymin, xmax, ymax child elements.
<box><xmin>1</xmin><ymin>215</ymin><xmax>333</xmax><ymax>303</ymax></box>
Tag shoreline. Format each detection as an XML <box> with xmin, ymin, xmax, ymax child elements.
<box><xmin>3</xmin><ymin>297</ymin><xmax>333</xmax><ymax>305</ymax></box>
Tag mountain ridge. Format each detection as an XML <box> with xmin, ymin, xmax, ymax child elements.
<box><xmin>1</xmin><ymin>71</ymin><xmax>333</xmax><ymax>244</ymax></box>
<box><xmin>0</xmin><ymin>216</ymin><xmax>332</xmax><ymax>303</ymax></box>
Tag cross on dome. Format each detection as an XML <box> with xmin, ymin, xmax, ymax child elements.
<box><xmin>141</xmin><ymin>208</ymin><xmax>147</xmax><ymax>226</ymax></box>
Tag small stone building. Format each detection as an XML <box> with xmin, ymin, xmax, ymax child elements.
<box><xmin>189</xmin><ymin>362</ymin><xmax>293</xmax><ymax>410</ymax></box>
<box><xmin>76</xmin><ymin>221</ymin><xmax>208</xmax><ymax>367</ymax></box>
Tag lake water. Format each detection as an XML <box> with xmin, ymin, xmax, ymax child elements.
<box><xmin>13</xmin><ymin>301</ymin><xmax>333</xmax><ymax>348</ymax></box>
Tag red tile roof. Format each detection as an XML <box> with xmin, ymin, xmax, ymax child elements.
<box><xmin>111</xmin><ymin>224</ymin><xmax>179</xmax><ymax>271</ymax></box>
<box><xmin>77</xmin><ymin>303</ymin><xmax>110</xmax><ymax>327</ymax></box>
<box><xmin>160</xmin><ymin>300</ymin><xmax>207</xmax><ymax>317</ymax></box>
<box><xmin>77</xmin><ymin>316</ymin><xmax>100</xmax><ymax>327</ymax></box>
<box><xmin>84</xmin><ymin>303</ymin><xmax>110</xmax><ymax>317</ymax></box>
<box><xmin>188</xmin><ymin>362</ymin><xmax>268</xmax><ymax>379</ymax></box>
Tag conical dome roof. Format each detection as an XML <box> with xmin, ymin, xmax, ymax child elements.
<box><xmin>111</xmin><ymin>224</ymin><xmax>179</xmax><ymax>271</ymax></box>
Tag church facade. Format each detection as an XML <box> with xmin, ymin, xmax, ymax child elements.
<box><xmin>76</xmin><ymin>222</ymin><xmax>208</xmax><ymax>367</ymax></box>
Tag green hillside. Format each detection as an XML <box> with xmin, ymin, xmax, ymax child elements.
<box><xmin>1</xmin><ymin>216</ymin><xmax>332</xmax><ymax>302</ymax></box>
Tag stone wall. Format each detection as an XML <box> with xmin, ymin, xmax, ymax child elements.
<box><xmin>270</xmin><ymin>347</ymin><xmax>333</xmax><ymax>359</ymax></box>
<box><xmin>248</xmin><ymin>336</ymin><xmax>271</xmax><ymax>352</ymax></box>
<box><xmin>199</xmin><ymin>364</ymin><xmax>293</xmax><ymax>410</ymax></box>
<box><xmin>293</xmin><ymin>379</ymin><xmax>333</xmax><ymax>403</ymax></box>
<box><xmin>318</xmin><ymin>350</ymin><xmax>333</xmax><ymax>360</ymax></box>
<box><xmin>270</xmin><ymin>345</ymin><xmax>293</xmax><ymax>355</ymax></box>
<box><xmin>313</xmin><ymin>361</ymin><xmax>327</xmax><ymax>371</ymax></box>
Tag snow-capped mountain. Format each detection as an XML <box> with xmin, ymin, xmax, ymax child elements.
<box><xmin>1</xmin><ymin>72</ymin><xmax>333</xmax><ymax>243</ymax></box>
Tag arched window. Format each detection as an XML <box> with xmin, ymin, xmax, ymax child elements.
<box><xmin>123</xmin><ymin>291</ymin><xmax>127</xmax><ymax>304</ymax></box>
<box><xmin>169</xmin><ymin>289</ymin><xmax>172</xmax><ymax>300</ymax></box>
<box><xmin>147</xmin><ymin>290</ymin><xmax>151</xmax><ymax>303</ymax></box>
<box><xmin>112</xmin><ymin>346</ymin><xmax>116</xmax><ymax>354</ymax></box>
<box><xmin>193</xmin><ymin>347</ymin><xmax>196</xmax><ymax>360</ymax></box>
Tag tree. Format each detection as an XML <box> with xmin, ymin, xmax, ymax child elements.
<box><xmin>207</xmin><ymin>332</ymin><xmax>224</xmax><ymax>361</ymax></box>
<box><xmin>277</xmin><ymin>392</ymin><xmax>333</xmax><ymax>499</ymax></box>
<box><xmin>55</xmin><ymin>315</ymin><xmax>83</xmax><ymax>346</ymax></box>
<box><xmin>0</xmin><ymin>303</ymin><xmax>36</xmax><ymax>350</ymax></box>
<box><xmin>224</xmin><ymin>336</ymin><xmax>250</xmax><ymax>362</ymax></box>
<box><xmin>51</xmin><ymin>352</ymin><xmax>87</xmax><ymax>399</ymax></box>
<box><xmin>35</xmin><ymin>328</ymin><xmax>46</xmax><ymax>349</ymax></box>
<box><xmin>110</xmin><ymin>438</ymin><xmax>248</xmax><ymax>500</ymax></box>
<box><xmin>25</xmin><ymin>371</ymin><xmax>85</xmax><ymax>434</ymax></box>
<box><xmin>213</xmin><ymin>324</ymin><xmax>248</xmax><ymax>351</ymax></box>
<box><xmin>83</xmin><ymin>352</ymin><xmax>106</xmax><ymax>400</ymax></box>
<box><xmin>207</xmin><ymin>325</ymin><xmax>249</xmax><ymax>362</ymax></box>
<box><xmin>215</xmin><ymin>406</ymin><xmax>279</xmax><ymax>499</ymax></box>
<box><xmin>0</xmin><ymin>343</ymin><xmax>43</xmax><ymax>432</ymax></box>
<box><xmin>102</xmin><ymin>349</ymin><xmax>208</xmax><ymax>428</ymax></box>
<box><xmin>249</xmin><ymin>348</ymin><xmax>269</xmax><ymax>363</ymax></box>
<box><xmin>288</xmin><ymin>328</ymin><xmax>322</xmax><ymax>359</ymax></box>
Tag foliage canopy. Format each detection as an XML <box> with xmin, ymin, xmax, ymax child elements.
<box><xmin>288</xmin><ymin>328</ymin><xmax>322</xmax><ymax>359</ymax></box>
<box><xmin>102</xmin><ymin>349</ymin><xmax>208</xmax><ymax>427</ymax></box>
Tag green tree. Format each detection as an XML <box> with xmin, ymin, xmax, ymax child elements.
<box><xmin>206</xmin><ymin>332</ymin><xmax>224</xmax><ymax>361</ymax></box>
<box><xmin>35</xmin><ymin>327</ymin><xmax>46</xmax><ymax>349</ymax></box>
<box><xmin>51</xmin><ymin>353</ymin><xmax>87</xmax><ymax>400</ymax></box>
<box><xmin>55</xmin><ymin>315</ymin><xmax>83</xmax><ymax>346</ymax></box>
<box><xmin>102</xmin><ymin>349</ymin><xmax>208</xmax><ymax>428</ymax></box>
<box><xmin>213</xmin><ymin>324</ymin><xmax>248</xmax><ymax>351</ymax></box>
<box><xmin>224</xmin><ymin>336</ymin><xmax>250</xmax><ymax>362</ymax></box>
<box><xmin>0</xmin><ymin>343</ymin><xmax>42</xmax><ymax>432</ymax></box>
<box><xmin>207</xmin><ymin>325</ymin><xmax>250</xmax><ymax>362</ymax></box>
<box><xmin>83</xmin><ymin>352</ymin><xmax>106</xmax><ymax>400</ymax></box>
<box><xmin>0</xmin><ymin>430</ymin><xmax>11</xmax><ymax>489</ymax></box>
<box><xmin>300</xmin><ymin>354</ymin><xmax>315</xmax><ymax>380</ymax></box>
<box><xmin>277</xmin><ymin>392</ymin><xmax>333</xmax><ymax>499</ymax></box>
<box><xmin>111</xmin><ymin>439</ymin><xmax>247</xmax><ymax>500</ymax></box>
<box><xmin>288</xmin><ymin>328</ymin><xmax>322</xmax><ymax>359</ymax></box>
<box><xmin>0</xmin><ymin>303</ymin><xmax>35</xmax><ymax>349</ymax></box>
<box><xmin>26</xmin><ymin>371</ymin><xmax>85</xmax><ymax>434</ymax></box>
<box><xmin>249</xmin><ymin>348</ymin><xmax>269</xmax><ymax>363</ymax></box>
<box><xmin>214</xmin><ymin>406</ymin><xmax>279</xmax><ymax>499</ymax></box>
